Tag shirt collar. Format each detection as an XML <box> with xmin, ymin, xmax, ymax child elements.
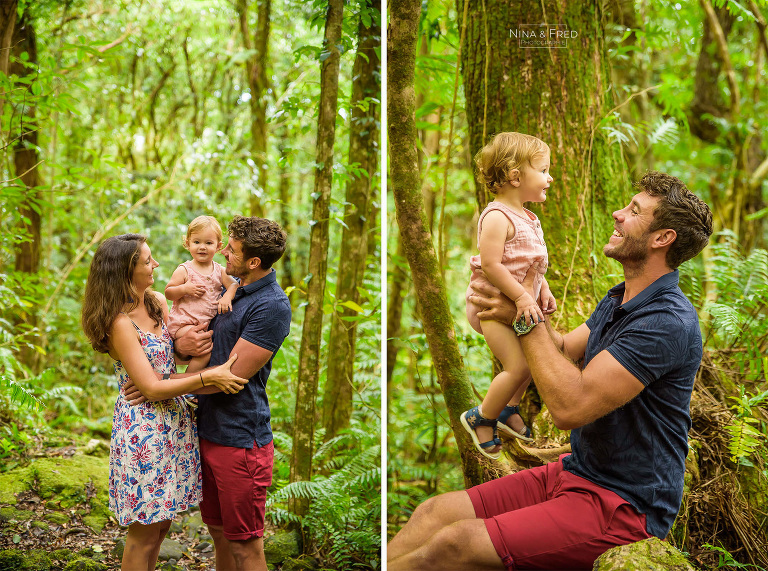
<box><xmin>233</xmin><ymin>268</ymin><xmax>277</xmax><ymax>301</ymax></box>
<box><xmin>607</xmin><ymin>269</ymin><xmax>680</xmax><ymax>314</ymax></box>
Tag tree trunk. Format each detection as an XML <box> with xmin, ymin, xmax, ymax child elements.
<box><xmin>460</xmin><ymin>0</ymin><xmax>626</xmax><ymax>329</ymax></box>
<box><xmin>389</xmin><ymin>0</ymin><xmax>506</xmax><ymax>487</ymax></box>
<box><xmin>237</xmin><ymin>0</ymin><xmax>271</xmax><ymax>217</ymax></box>
<box><xmin>10</xmin><ymin>12</ymin><xmax>41</xmax><ymax>369</ymax></box>
<box><xmin>289</xmin><ymin>0</ymin><xmax>344</xmax><ymax>518</ymax></box>
<box><xmin>0</xmin><ymin>0</ymin><xmax>16</xmax><ymax>77</ymax></box>
<box><xmin>322</xmin><ymin>0</ymin><xmax>380</xmax><ymax>441</ymax></box>
<box><xmin>386</xmin><ymin>236</ymin><xmax>407</xmax><ymax>402</ymax></box>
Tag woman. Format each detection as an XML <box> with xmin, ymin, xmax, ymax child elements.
<box><xmin>82</xmin><ymin>233</ymin><xmax>246</xmax><ymax>571</ymax></box>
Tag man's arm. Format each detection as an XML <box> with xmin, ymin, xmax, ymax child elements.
<box><xmin>228</xmin><ymin>337</ymin><xmax>274</xmax><ymax>379</ymax></box>
<box><xmin>470</xmin><ymin>265</ymin><xmax>644</xmax><ymax>429</ymax></box>
<box><xmin>519</xmin><ymin>324</ymin><xmax>644</xmax><ymax>430</ymax></box>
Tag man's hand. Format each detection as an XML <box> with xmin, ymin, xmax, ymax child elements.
<box><xmin>175</xmin><ymin>325</ymin><xmax>214</xmax><ymax>358</ymax></box>
<box><xmin>469</xmin><ymin>262</ymin><xmax>541</xmax><ymax>325</ymax></box>
<box><xmin>123</xmin><ymin>377</ymin><xmax>148</xmax><ymax>405</ymax></box>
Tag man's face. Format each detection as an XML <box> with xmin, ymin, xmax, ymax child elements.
<box><xmin>604</xmin><ymin>192</ymin><xmax>659</xmax><ymax>266</ymax></box>
<box><xmin>222</xmin><ymin>236</ymin><xmax>248</xmax><ymax>278</ymax></box>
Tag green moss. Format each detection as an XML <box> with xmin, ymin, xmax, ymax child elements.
<box><xmin>82</xmin><ymin>513</ymin><xmax>109</xmax><ymax>533</ymax></box>
<box><xmin>0</xmin><ymin>467</ymin><xmax>31</xmax><ymax>504</ymax></box>
<box><xmin>62</xmin><ymin>559</ymin><xmax>106</xmax><ymax>571</ymax></box>
<box><xmin>0</xmin><ymin>549</ymin><xmax>51</xmax><ymax>571</ymax></box>
<box><xmin>51</xmin><ymin>549</ymin><xmax>75</xmax><ymax>562</ymax></box>
<box><xmin>45</xmin><ymin>512</ymin><xmax>70</xmax><ymax>525</ymax></box>
<box><xmin>31</xmin><ymin>520</ymin><xmax>49</xmax><ymax>530</ymax></box>
<box><xmin>0</xmin><ymin>507</ymin><xmax>36</xmax><ymax>523</ymax></box>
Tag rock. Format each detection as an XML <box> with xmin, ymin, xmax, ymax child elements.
<box><xmin>63</xmin><ymin>559</ymin><xmax>107</xmax><ymax>571</ymax></box>
<box><xmin>264</xmin><ymin>530</ymin><xmax>301</xmax><ymax>565</ymax></box>
<box><xmin>111</xmin><ymin>538</ymin><xmax>125</xmax><ymax>560</ymax></box>
<box><xmin>0</xmin><ymin>548</ymin><xmax>52</xmax><ymax>570</ymax></box>
<box><xmin>159</xmin><ymin>562</ymin><xmax>183</xmax><ymax>571</ymax></box>
<box><xmin>158</xmin><ymin>539</ymin><xmax>184</xmax><ymax>561</ymax></box>
<box><xmin>83</xmin><ymin>513</ymin><xmax>108</xmax><ymax>533</ymax></box>
<box><xmin>593</xmin><ymin>538</ymin><xmax>696</xmax><ymax>571</ymax></box>
<box><xmin>51</xmin><ymin>549</ymin><xmax>75</xmax><ymax>563</ymax></box>
<box><xmin>79</xmin><ymin>439</ymin><xmax>109</xmax><ymax>457</ymax></box>
<box><xmin>0</xmin><ymin>467</ymin><xmax>30</xmax><ymax>504</ymax></box>
<box><xmin>31</xmin><ymin>520</ymin><xmax>50</xmax><ymax>531</ymax></box>
<box><xmin>194</xmin><ymin>541</ymin><xmax>214</xmax><ymax>553</ymax></box>
<box><xmin>281</xmin><ymin>555</ymin><xmax>320</xmax><ymax>571</ymax></box>
<box><xmin>45</xmin><ymin>512</ymin><xmax>70</xmax><ymax>525</ymax></box>
<box><xmin>0</xmin><ymin>507</ymin><xmax>36</xmax><ymax>523</ymax></box>
<box><xmin>168</xmin><ymin>520</ymin><xmax>183</xmax><ymax>534</ymax></box>
<box><xmin>185</xmin><ymin>512</ymin><xmax>204</xmax><ymax>537</ymax></box>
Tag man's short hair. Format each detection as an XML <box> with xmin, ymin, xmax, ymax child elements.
<box><xmin>637</xmin><ymin>172</ymin><xmax>713</xmax><ymax>269</ymax></box>
<box><xmin>228</xmin><ymin>216</ymin><xmax>287</xmax><ymax>269</ymax></box>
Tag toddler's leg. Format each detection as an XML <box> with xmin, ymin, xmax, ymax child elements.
<box><xmin>186</xmin><ymin>354</ymin><xmax>211</xmax><ymax>373</ymax></box>
<box><xmin>475</xmin><ymin>320</ymin><xmax>530</xmax><ymax>448</ymax></box>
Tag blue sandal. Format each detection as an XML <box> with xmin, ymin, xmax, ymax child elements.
<box><xmin>461</xmin><ymin>406</ymin><xmax>502</xmax><ymax>460</ymax></box>
<box><xmin>497</xmin><ymin>405</ymin><xmax>534</xmax><ymax>442</ymax></box>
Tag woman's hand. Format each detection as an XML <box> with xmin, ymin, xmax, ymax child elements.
<box><xmin>205</xmin><ymin>354</ymin><xmax>249</xmax><ymax>394</ymax></box>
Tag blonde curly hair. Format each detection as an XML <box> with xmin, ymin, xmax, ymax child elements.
<box><xmin>475</xmin><ymin>132</ymin><xmax>549</xmax><ymax>194</ymax></box>
<box><xmin>183</xmin><ymin>215</ymin><xmax>224</xmax><ymax>249</ymax></box>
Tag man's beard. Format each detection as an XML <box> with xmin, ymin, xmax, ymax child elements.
<box><xmin>604</xmin><ymin>231</ymin><xmax>649</xmax><ymax>271</ymax></box>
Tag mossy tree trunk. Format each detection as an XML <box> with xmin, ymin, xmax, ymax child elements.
<box><xmin>10</xmin><ymin>13</ymin><xmax>42</xmax><ymax>369</ymax></box>
<box><xmin>322</xmin><ymin>0</ymin><xmax>380</xmax><ymax>441</ymax></box>
<box><xmin>289</xmin><ymin>0</ymin><xmax>344</xmax><ymax>518</ymax></box>
<box><xmin>460</xmin><ymin>0</ymin><xmax>626</xmax><ymax>328</ymax></box>
<box><xmin>389</xmin><ymin>0</ymin><xmax>505</xmax><ymax>487</ymax></box>
<box><xmin>237</xmin><ymin>0</ymin><xmax>271</xmax><ymax>218</ymax></box>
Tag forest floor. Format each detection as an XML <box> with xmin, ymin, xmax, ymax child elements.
<box><xmin>0</xmin><ymin>439</ymin><xmax>304</xmax><ymax>571</ymax></box>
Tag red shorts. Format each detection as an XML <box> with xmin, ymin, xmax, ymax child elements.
<box><xmin>467</xmin><ymin>455</ymin><xmax>652</xmax><ymax>570</ymax></box>
<box><xmin>199</xmin><ymin>438</ymin><xmax>274</xmax><ymax>541</ymax></box>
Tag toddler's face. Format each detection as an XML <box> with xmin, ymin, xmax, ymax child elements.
<box><xmin>518</xmin><ymin>151</ymin><xmax>553</xmax><ymax>203</ymax></box>
<box><xmin>187</xmin><ymin>227</ymin><xmax>222</xmax><ymax>264</ymax></box>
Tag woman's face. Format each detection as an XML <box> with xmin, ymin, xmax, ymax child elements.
<box><xmin>132</xmin><ymin>243</ymin><xmax>159</xmax><ymax>291</ymax></box>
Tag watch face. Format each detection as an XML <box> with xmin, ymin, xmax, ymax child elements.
<box><xmin>514</xmin><ymin>318</ymin><xmax>536</xmax><ymax>335</ymax></box>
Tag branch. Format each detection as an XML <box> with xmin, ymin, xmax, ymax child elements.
<box><xmin>59</xmin><ymin>25</ymin><xmax>135</xmax><ymax>76</ymax></box>
<box><xmin>700</xmin><ymin>0</ymin><xmax>741</xmax><ymax>118</ymax></box>
<box><xmin>749</xmin><ymin>154</ymin><xmax>768</xmax><ymax>190</ymax></box>
<box><xmin>749</xmin><ymin>1</ymin><xmax>768</xmax><ymax>63</ymax></box>
<box><xmin>0</xmin><ymin>159</ymin><xmax>44</xmax><ymax>184</ymax></box>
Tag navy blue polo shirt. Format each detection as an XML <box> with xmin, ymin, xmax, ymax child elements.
<box><xmin>562</xmin><ymin>270</ymin><xmax>702</xmax><ymax>538</ymax></box>
<box><xmin>197</xmin><ymin>269</ymin><xmax>291</xmax><ymax>448</ymax></box>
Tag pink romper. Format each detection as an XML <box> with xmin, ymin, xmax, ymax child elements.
<box><xmin>465</xmin><ymin>201</ymin><xmax>548</xmax><ymax>334</ymax></box>
<box><xmin>166</xmin><ymin>261</ymin><xmax>227</xmax><ymax>338</ymax></box>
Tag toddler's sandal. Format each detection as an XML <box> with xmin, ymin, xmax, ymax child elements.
<box><xmin>497</xmin><ymin>405</ymin><xmax>534</xmax><ymax>442</ymax></box>
<box><xmin>461</xmin><ymin>406</ymin><xmax>502</xmax><ymax>460</ymax></box>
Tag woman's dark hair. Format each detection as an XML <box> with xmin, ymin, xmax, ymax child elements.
<box><xmin>82</xmin><ymin>234</ymin><xmax>163</xmax><ymax>354</ymax></box>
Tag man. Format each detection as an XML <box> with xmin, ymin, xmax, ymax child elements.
<box><xmin>176</xmin><ymin>215</ymin><xmax>291</xmax><ymax>571</ymax></box>
<box><xmin>387</xmin><ymin>172</ymin><xmax>714</xmax><ymax>570</ymax></box>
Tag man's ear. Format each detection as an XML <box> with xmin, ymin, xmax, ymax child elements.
<box><xmin>508</xmin><ymin>168</ymin><xmax>521</xmax><ymax>187</ymax></box>
<box><xmin>247</xmin><ymin>256</ymin><xmax>262</xmax><ymax>270</ymax></box>
<box><xmin>651</xmin><ymin>228</ymin><xmax>676</xmax><ymax>249</ymax></box>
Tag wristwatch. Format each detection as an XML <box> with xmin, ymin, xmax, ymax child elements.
<box><xmin>513</xmin><ymin>317</ymin><xmax>539</xmax><ymax>336</ymax></box>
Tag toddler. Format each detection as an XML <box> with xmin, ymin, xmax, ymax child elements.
<box><xmin>462</xmin><ymin>132</ymin><xmax>557</xmax><ymax>459</ymax></box>
<box><xmin>165</xmin><ymin>215</ymin><xmax>239</xmax><ymax>372</ymax></box>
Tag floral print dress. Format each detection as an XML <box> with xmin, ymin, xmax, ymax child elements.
<box><xmin>109</xmin><ymin>320</ymin><xmax>202</xmax><ymax>526</ymax></box>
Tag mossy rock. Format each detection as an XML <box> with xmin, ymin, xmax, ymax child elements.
<box><xmin>82</xmin><ymin>513</ymin><xmax>109</xmax><ymax>533</ymax></box>
<box><xmin>32</xmin><ymin>520</ymin><xmax>50</xmax><ymax>531</ymax></box>
<box><xmin>0</xmin><ymin>548</ymin><xmax>51</xmax><ymax>571</ymax></box>
<box><xmin>30</xmin><ymin>455</ymin><xmax>109</xmax><ymax>503</ymax></box>
<box><xmin>592</xmin><ymin>538</ymin><xmax>695</xmax><ymax>571</ymax></box>
<box><xmin>158</xmin><ymin>539</ymin><xmax>184</xmax><ymax>561</ymax></box>
<box><xmin>51</xmin><ymin>549</ymin><xmax>76</xmax><ymax>563</ymax></box>
<box><xmin>62</xmin><ymin>559</ymin><xmax>107</xmax><ymax>571</ymax></box>
<box><xmin>0</xmin><ymin>506</ymin><xmax>36</xmax><ymax>523</ymax></box>
<box><xmin>264</xmin><ymin>530</ymin><xmax>301</xmax><ymax>565</ymax></box>
<box><xmin>45</xmin><ymin>512</ymin><xmax>70</xmax><ymax>525</ymax></box>
<box><xmin>78</xmin><ymin>439</ymin><xmax>110</xmax><ymax>457</ymax></box>
<box><xmin>0</xmin><ymin>466</ymin><xmax>32</xmax><ymax>504</ymax></box>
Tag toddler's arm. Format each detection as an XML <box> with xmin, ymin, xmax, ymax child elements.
<box><xmin>165</xmin><ymin>265</ymin><xmax>205</xmax><ymax>301</ymax></box>
<box><xmin>218</xmin><ymin>274</ymin><xmax>240</xmax><ymax>314</ymax></box>
<box><xmin>479</xmin><ymin>210</ymin><xmax>544</xmax><ymax>325</ymax></box>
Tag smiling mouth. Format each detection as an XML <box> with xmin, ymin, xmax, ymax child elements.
<box><xmin>612</xmin><ymin>229</ymin><xmax>624</xmax><ymax>238</ymax></box>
